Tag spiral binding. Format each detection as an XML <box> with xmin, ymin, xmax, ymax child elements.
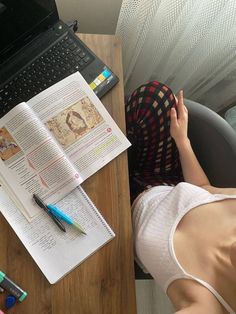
<box><xmin>78</xmin><ymin>186</ymin><xmax>114</xmax><ymax>237</ymax></box>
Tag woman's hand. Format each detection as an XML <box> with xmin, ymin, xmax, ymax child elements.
<box><xmin>170</xmin><ymin>90</ymin><xmax>189</xmax><ymax>147</ymax></box>
<box><xmin>170</xmin><ymin>90</ymin><xmax>210</xmax><ymax>186</ymax></box>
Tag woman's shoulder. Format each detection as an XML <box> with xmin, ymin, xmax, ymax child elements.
<box><xmin>200</xmin><ymin>185</ymin><xmax>236</xmax><ymax>195</ymax></box>
<box><xmin>174</xmin><ymin>182</ymin><xmax>236</xmax><ymax>196</ymax></box>
<box><xmin>168</xmin><ymin>279</ymin><xmax>229</xmax><ymax>314</ymax></box>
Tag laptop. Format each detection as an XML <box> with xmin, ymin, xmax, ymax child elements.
<box><xmin>0</xmin><ymin>0</ymin><xmax>119</xmax><ymax>118</ymax></box>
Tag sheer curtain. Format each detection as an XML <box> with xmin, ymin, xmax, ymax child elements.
<box><xmin>116</xmin><ymin>0</ymin><xmax>236</xmax><ymax>111</ymax></box>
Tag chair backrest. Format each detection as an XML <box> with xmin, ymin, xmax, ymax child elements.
<box><xmin>186</xmin><ymin>99</ymin><xmax>236</xmax><ymax>187</ymax></box>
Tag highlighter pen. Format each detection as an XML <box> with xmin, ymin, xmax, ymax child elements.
<box><xmin>0</xmin><ymin>271</ymin><xmax>27</xmax><ymax>302</ymax></box>
<box><xmin>47</xmin><ymin>204</ymin><xmax>87</xmax><ymax>234</ymax></box>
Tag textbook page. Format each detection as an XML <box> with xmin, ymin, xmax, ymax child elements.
<box><xmin>28</xmin><ymin>72</ymin><xmax>131</xmax><ymax>181</ymax></box>
<box><xmin>0</xmin><ymin>186</ymin><xmax>115</xmax><ymax>284</ymax></box>
<box><xmin>0</xmin><ymin>103</ymin><xmax>82</xmax><ymax>221</ymax></box>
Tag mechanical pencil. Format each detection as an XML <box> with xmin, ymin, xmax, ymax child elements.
<box><xmin>33</xmin><ymin>194</ymin><xmax>66</xmax><ymax>232</ymax></box>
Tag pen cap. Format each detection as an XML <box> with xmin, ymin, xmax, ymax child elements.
<box><xmin>0</xmin><ymin>271</ymin><xmax>27</xmax><ymax>301</ymax></box>
<box><xmin>5</xmin><ymin>295</ymin><xmax>17</xmax><ymax>309</ymax></box>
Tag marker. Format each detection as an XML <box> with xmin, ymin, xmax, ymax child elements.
<box><xmin>47</xmin><ymin>204</ymin><xmax>86</xmax><ymax>234</ymax></box>
<box><xmin>0</xmin><ymin>271</ymin><xmax>27</xmax><ymax>302</ymax></box>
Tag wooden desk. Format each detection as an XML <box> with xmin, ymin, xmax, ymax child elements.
<box><xmin>0</xmin><ymin>34</ymin><xmax>137</xmax><ymax>314</ymax></box>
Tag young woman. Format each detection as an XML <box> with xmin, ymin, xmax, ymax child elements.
<box><xmin>126</xmin><ymin>81</ymin><xmax>236</xmax><ymax>314</ymax></box>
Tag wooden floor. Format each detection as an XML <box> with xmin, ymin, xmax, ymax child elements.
<box><xmin>135</xmin><ymin>280</ymin><xmax>174</xmax><ymax>314</ymax></box>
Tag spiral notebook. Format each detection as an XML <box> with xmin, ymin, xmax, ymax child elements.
<box><xmin>0</xmin><ymin>186</ymin><xmax>115</xmax><ymax>284</ymax></box>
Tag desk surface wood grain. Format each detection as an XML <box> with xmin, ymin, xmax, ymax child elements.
<box><xmin>0</xmin><ymin>34</ymin><xmax>137</xmax><ymax>314</ymax></box>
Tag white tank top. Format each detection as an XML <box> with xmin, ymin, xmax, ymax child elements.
<box><xmin>132</xmin><ymin>182</ymin><xmax>236</xmax><ymax>314</ymax></box>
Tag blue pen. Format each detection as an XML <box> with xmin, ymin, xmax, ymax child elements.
<box><xmin>47</xmin><ymin>204</ymin><xmax>87</xmax><ymax>235</ymax></box>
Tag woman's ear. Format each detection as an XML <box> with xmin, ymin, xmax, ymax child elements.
<box><xmin>230</xmin><ymin>241</ymin><xmax>236</xmax><ymax>271</ymax></box>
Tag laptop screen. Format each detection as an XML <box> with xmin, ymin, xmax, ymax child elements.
<box><xmin>0</xmin><ymin>0</ymin><xmax>58</xmax><ymax>65</ymax></box>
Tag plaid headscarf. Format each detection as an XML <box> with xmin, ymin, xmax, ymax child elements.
<box><xmin>125</xmin><ymin>81</ymin><xmax>183</xmax><ymax>203</ymax></box>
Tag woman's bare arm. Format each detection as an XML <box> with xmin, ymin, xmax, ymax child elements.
<box><xmin>170</xmin><ymin>90</ymin><xmax>210</xmax><ymax>187</ymax></box>
<box><xmin>170</xmin><ymin>91</ymin><xmax>236</xmax><ymax>194</ymax></box>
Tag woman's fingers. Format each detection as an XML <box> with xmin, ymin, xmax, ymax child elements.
<box><xmin>177</xmin><ymin>89</ymin><xmax>184</xmax><ymax>107</ymax></box>
<box><xmin>177</xmin><ymin>90</ymin><xmax>184</xmax><ymax>104</ymax></box>
<box><xmin>170</xmin><ymin>107</ymin><xmax>178</xmax><ymax>126</ymax></box>
<box><xmin>177</xmin><ymin>90</ymin><xmax>187</xmax><ymax>118</ymax></box>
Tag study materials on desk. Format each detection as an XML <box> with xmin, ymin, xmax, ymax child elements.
<box><xmin>0</xmin><ymin>72</ymin><xmax>131</xmax><ymax>221</ymax></box>
<box><xmin>0</xmin><ymin>186</ymin><xmax>115</xmax><ymax>284</ymax></box>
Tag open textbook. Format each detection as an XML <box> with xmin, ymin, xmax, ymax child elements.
<box><xmin>0</xmin><ymin>72</ymin><xmax>130</xmax><ymax>221</ymax></box>
<box><xmin>0</xmin><ymin>186</ymin><xmax>115</xmax><ymax>284</ymax></box>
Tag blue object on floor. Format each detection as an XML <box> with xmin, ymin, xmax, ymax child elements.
<box><xmin>5</xmin><ymin>295</ymin><xmax>16</xmax><ymax>309</ymax></box>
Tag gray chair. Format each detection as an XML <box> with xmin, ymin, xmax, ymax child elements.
<box><xmin>186</xmin><ymin>99</ymin><xmax>236</xmax><ymax>187</ymax></box>
<box><xmin>134</xmin><ymin>99</ymin><xmax>236</xmax><ymax>280</ymax></box>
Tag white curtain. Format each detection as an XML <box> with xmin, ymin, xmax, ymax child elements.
<box><xmin>116</xmin><ymin>0</ymin><xmax>236</xmax><ymax>111</ymax></box>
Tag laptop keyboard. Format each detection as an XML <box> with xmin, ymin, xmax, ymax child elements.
<box><xmin>0</xmin><ymin>34</ymin><xmax>94</xmax><ymax>118</ymax></box>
